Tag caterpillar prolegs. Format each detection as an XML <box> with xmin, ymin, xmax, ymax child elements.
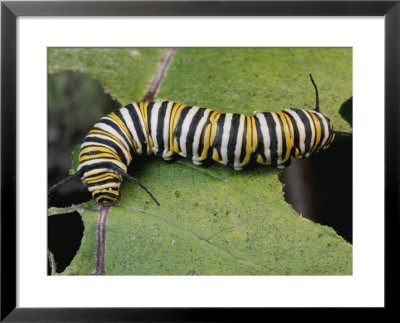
<box><xmin>49</xmin><ymin>75</ymin><xmax>350</xmax><ymax>206</ymax></box>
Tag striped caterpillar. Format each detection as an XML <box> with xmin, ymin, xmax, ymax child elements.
<box><xmin>49</xmin><ymin>75</ymin><xmax>350</xmax><ymax>206</ymax></box>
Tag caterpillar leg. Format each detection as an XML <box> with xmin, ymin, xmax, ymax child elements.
<box><xmin>162</xmin><ymin>156</ymin><xmax>177</xmax><ymax>164</ymax></box>
<box><xmin>277</xmin><ymin>158</ymin><xmax>291</xmax><ymax>169</ymax></box>
<box><xmin>195</xmin><ymin>158</ymin><xmax>214</xmax><ymax>168</ymax></box>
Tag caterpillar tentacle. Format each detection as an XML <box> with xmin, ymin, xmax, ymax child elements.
<box><xmin>107</xmin><ymin>164</ymin><xmax>160</xmax><ymax>206</ymax></box>
<box><xmin>48</xmin><ymin>170</ymin><xmax>82</xmax><ymax>196</ymax></box>
<box><xmin>309</xmin><ymin>73</ymin><xmax>320</xmax><ymax>112</ymax></box>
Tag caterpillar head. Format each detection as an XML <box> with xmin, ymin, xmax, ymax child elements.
<box><xmin>82</xmin><ymin>171</ymin><xmax>123</xmax><ymax>205</ymax></box>
<box><xmin>90</xmin><ymin>182</ymin><xmax>122</xmax><ymax>206</ymax></box>
<box><xmin>81</xmin><ymin>164</ymin><xmax>160</xmax><ymax>206</ymax></box>
<box><xmin>77</xmin><ymin>144</ymin><xmax>159</xmax><ymax>205</ymax></box>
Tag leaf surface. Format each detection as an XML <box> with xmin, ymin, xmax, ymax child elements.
<box><xmin>48</xmin><ymin>48</ymin><xmax>167</xmax><ymax>103</ymax></box>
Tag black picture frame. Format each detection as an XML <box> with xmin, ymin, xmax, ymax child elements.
<box><xmin>1</xmin><ymin>0</ymin><xmax>398</xmax><ymax>320</ymax></box>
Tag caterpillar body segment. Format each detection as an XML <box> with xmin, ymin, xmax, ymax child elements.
<box><xmin>77</xmin><ymin>102</ymin><xmax>335</xmax><ymax>205</ymax></box>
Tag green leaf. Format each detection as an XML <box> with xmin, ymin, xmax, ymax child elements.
<box><xmin>48</xmin><ymin>48</ymin><xmax>167</xmax><ymax>103</ymax></box>
<box><xmin>49</xmin><ymin>48</ymin><xmax>352</xmax><ymax>275</ymax></box>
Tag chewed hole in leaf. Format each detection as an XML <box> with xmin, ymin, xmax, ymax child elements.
<box><xmin>48</xmin><ymin>211</ymin><xmax>84</xmax><ymax>274</ymax></box>
<box><xmin>339</xmin><ymin>97</ymin><xmax>353</xmax><ymax>127</ymax></box>
<box><xmin>280</xmin><ymin>134</ymin><xmax>352</xmax><ymax>243</ymax></box>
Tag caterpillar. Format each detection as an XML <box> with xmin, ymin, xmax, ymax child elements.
<box><xmin>49</xmin><ymin>75</ymin><xmax>351</xmax><ymax>206</ymax></box>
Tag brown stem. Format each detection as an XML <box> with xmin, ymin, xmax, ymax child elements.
<box><xmin>93</xmin><ymin>205</ymin><xmax>112</xmax><ymax>275</ymax></box>
<box><xmin>48</xmin><ymin>250</ymin><xmax>57</xmax><ymax>275</ymax></box>
<box><xmin>142</xmin><ymin>48</ymin><xmax>178</xmax><ymax>102</ymax></box>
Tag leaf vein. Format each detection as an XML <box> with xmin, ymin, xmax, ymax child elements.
<box><xmin>116</xmin><ymin>205</ymin><xmax>283</xmax><ymax>275</ymax></box>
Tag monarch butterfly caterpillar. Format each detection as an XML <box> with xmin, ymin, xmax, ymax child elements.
<box><xmin>49</xmin><ymin>74</ymin><xmax>351</xmax><ymax>206</ymax></box>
